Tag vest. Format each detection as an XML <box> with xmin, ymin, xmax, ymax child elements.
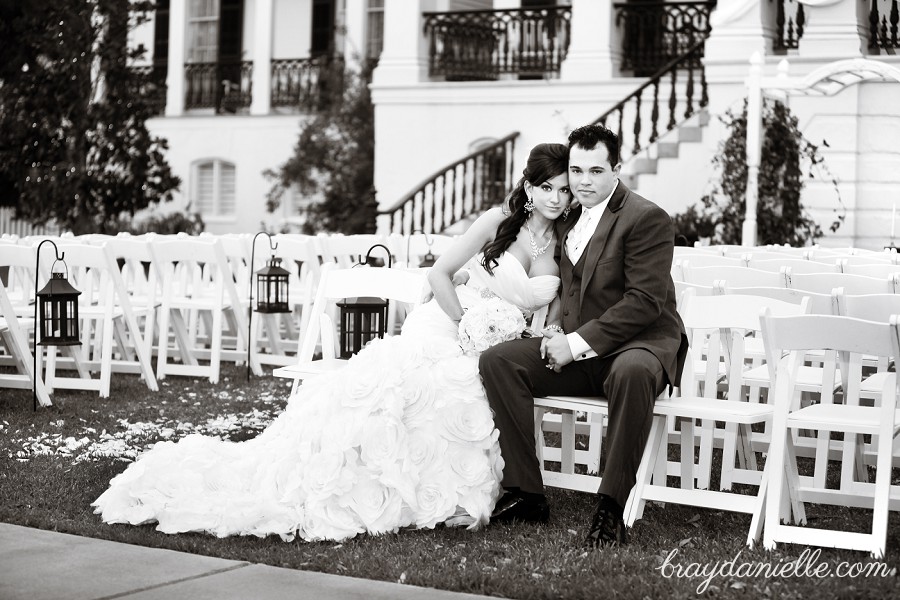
<box><xmin>560</xmin><ymin>248</ymin><xmax>587</xmax><ymax>334</ymax></box>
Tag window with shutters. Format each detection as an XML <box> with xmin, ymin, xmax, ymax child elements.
<box><xmin>193</xmin><ymin>159</ymin><xmax>236</xmax><ymax>218</ymax></box>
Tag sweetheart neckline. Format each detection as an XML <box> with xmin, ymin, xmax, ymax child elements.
<box><xmin>499</xmin><ymin>251</ymin><xmax>560</xmax><ymax>282</ymax></box>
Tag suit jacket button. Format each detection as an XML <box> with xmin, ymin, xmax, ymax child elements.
<box><xmin>563</xmin><ymin>310</ymin><xmax>569</xmax><ymax>316</ymax></box>
<box><xmin>569</xmin><ymin>290</ymin><xmax>575</xmax><ymax>297</ymax></box>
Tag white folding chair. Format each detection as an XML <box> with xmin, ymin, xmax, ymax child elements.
<box><xmin>0</xmin><ymin>282</ymin><xmax>51</xmax><ymax>407</ymax></box>
<box><xmin>682</xmin><ymin>265</ymin><xmax>786</xmax><ymax>288</ymax></box>
<box><xmin>272</xmin><ymin>263</ymin><xmax>428</xmax><ymax>395</ymax></box>
<box><xmin>761</xmin><ymin>313</ymin><xmax>900</xmax><ymax>558</ymax></box>
<box><xmin>785</xmin><ymin>271</ymin><xmax>895</xmax><ymax>295</ymax></box>
<box><xmin>673</xmin><ymin>255</ymin><xmax>746</xmax><ymax>282</ymax></box>
<box><xmin>317</xmin><ymin>234</ymin><xmax>393</xmax><ymax>269</ymax></box>
<box><xmin>746</xmin><ymin>257</ymin><xmax>840</xmax><ymax>275</ymax></box>
<box><xmin>41</xmin><ymin>242</ymin><xmax>158</xmax><ymax>397</ymax></box>
<box><xmin>154</xmin><ymin>238</ymin><xmax>261</xmax><ymax>384</ymax></box>
<box><xmin>102</xmin><ymin>237</ymin><xmax>163</xmax><ymax>372</ymax></box>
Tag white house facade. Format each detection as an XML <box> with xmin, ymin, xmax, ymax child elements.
<box><xmin>132</xmin><ymin>0</ymin><xmax>900</xmax><ymax>249</ymax></box>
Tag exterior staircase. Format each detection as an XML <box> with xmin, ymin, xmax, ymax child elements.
<box><xmin>620</xmin><ymin>108</ymin><xmax>715</xmax><ymax>216</ymax></box>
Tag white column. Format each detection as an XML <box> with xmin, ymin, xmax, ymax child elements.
<box><xmin>371</xmin><ymin>0</ymin><xmax>435</xmax><ymax>86</ymax></box>
<box><xmin>797</xmin><ymin>0</ymin><xmax>867</xmax><ymax>58</ymax></box>
<box><xmin>165</xmin><ymin>0</ymin><xmax>186</xmax><ymax>116</ymax></box>
<box><xmin>250</xmin><ymin>0</ymin><xmax>273</xmax><ymax>115</ymax></box>
<box><xmin>559</xmin><ymin>0</ymin><xmax>615</xmax><ymax>81</ymax></box>
<box><xmin>742</xmin><ymin>52</ymin><xmax>763</xmax><ymax>247</ymax></box>
<box><xmin>342</xmin><ymin>0</ymin><xmax>368</xmax><ymax>68</ymax></box>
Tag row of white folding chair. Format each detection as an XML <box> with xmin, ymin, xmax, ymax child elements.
<box><xmin>761</xmin><ymin>312</ymin><xmax>900</xmax><ymax>558</ymax></box>
<box><xmin>621</xmin><ymin>291</ymin><xmax>813</xmax><ymax>546</ymax></box>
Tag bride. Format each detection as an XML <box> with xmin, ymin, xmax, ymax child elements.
<box><xmin>93</xmin><ymin>143</ymin><xmax>572</xmax><ymax>541</ymax></box>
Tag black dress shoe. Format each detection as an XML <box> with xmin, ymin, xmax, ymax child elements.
<box><xmin>490</xmin><ymin>491</ymin><xmax>550</xmax><ymax>524</ymax></box>
<box><xmin>584</xmin><ymin>496</ymin><xmax>627</xmax><ymax>549</ymax></box>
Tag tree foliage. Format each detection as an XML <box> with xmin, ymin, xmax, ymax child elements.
<box><xmin>265</xmin><ymin>61</ymin><xmax>377</xmax><ymax>234</ymax></box>
<box><xmin>672</xmin><ymin>99</ymin><xmax>844</xmax><ymax>246</ymax></box>
<box><xmin>0</xmin><ymin>0</ymin><xmax>180</xmax><ymax>234</ymax></box>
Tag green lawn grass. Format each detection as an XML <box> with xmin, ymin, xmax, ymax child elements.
<box><xmin>2</xmin><ymin>364</ymin><xmax>898</xmax><ymax>599</ymax></box>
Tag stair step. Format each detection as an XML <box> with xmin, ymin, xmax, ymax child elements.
<box><xmin>657</xmin><ymin>142</ymin><xmax>679</xmax><ymax>159</ymax></box>
<box><xmin>696</xmin><ymin>109</ymin><xmax>710</xmax><ymax>127</ymax></box>
<box><xmin>631</xmin><ymin>157</ymin><xmax>658</xmax><ymax>175</ymax></box>
<box><xmin>678</xmin><ymin>126</ymin><xmax>703</xmax><ymax>143</ymax></box>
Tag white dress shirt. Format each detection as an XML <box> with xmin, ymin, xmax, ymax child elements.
<box><xmin>565</xmin><ymin>180</ymin><xmax>618</xmax><ymax>361</ymax></box>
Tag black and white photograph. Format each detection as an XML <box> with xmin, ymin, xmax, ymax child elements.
<box><xmin>2</xmin><ymin>1</ymin><xmax>900</xmax><ymax>598</ymax></box>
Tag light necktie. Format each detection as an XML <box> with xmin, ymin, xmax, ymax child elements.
<box><xmin>567</xmin><ymin>212</ymin><xmax>592</xmax><ymax>263</ymax></box>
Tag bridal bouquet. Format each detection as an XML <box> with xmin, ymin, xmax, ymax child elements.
<box><xmin>458</xmin><ymin>297</ymin><xmax>527</xmax><ymax>355</ymax></box>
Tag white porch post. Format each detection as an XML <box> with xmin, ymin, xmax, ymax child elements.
<box><xmin>342</xmin><ymin>0</ymin><xmax>368</xmax><ymax>68</ymax></box>
<box><xmin>742</xmin><ymin>52</ymin><xmax>763</xmax><ymax>247</ymax></box>
<box><xmin>165</xmin><ymin>0</ymin><xmax>186</xmax><ymax>116</ymax></box>
<box><xmin>250</xmin><ymin>0</ymin><xmax>273</xmax><ymax>115</ymax></box>
<box><xmin>371</xmin><ymin>0</ymin><xmax>434</xmax><ymax>85</ymax></box>
<box><xmin>797</xmin><ymin>0</ymin><xmax>868</xmax><ymax>58</ymax></box>
<box><xmin>559</xmin><ymin>0</ymin><xmax>615</xmax><ymax>80</ymax></box>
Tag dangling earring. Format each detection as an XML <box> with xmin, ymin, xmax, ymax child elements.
<box><xmin>524</xmin><ymin>196</ymin><xmax>534</xmax><ymax>214</ymax></box>
<box><xmin>562</xmin><ymin>205</ymin><xmax>571</xmax><ymax>220</ymax></box>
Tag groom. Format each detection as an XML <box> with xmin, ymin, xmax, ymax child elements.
<box><xmin>480</xmin><ymin>123</ymin><xmax>687</xmax><ymax>548</ymax></box>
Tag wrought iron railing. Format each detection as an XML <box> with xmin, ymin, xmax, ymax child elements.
<box><xmin>378</xmin><ymin>133</ymin><xmax>519</xmax><ymax>235</ymax></box>
<box><xmin>593</xmin><ymin>39</ymin><xmax>707</xmax><ymax>163</ymax></box>
<box><xmin>271</xmin><ymin>57</ymin><xmax>343</xmax><ymax>112</ymax></box>
<box><xmin>423</xmin><ymin>6</ymin><xmax>571</xmax><ymax>81</ymax></box>
<box><xmin>184</xmin><ymin>60</ymin><xmax>252</xmax><ymax>112</ymax></box>
<box><xmin>614</xmin><ymin>1</ymin><xmax>715</xmax><ymax>76</ymax></box>
<box><xmin>127</xmin><ymin>65</ymin><xmax>167</xmax><ymax>116</ymax></box>
<box><xmin>772</xmin><ymin>0</ymin><xmax>805</xmax><ymax>52</ymax></box>
<box><xmin>869</xmin><ymin>0</ymin><xmax>900</xmax><ymax>51</ymax></box>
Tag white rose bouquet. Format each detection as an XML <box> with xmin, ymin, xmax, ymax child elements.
<box><xmin>457</xmin><ymin>297</ymin><xmax>527</xmax><ymax>355</ymax></box>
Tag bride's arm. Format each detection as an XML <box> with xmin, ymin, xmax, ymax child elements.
<box><xmin>426</xmin><ymin>208</ymin><xmax>504</xmax><ymax>323</ymax></box>
<box><xmin>544</xmin><ymin>296</ymin><xmax>562</xmax><ymax>330</ymax></box>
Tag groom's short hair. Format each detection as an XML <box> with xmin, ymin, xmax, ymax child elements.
<box><xmin>568</xmin><ymin>124</ymin><xmax>620</xmax><ymax>166</ymax></box>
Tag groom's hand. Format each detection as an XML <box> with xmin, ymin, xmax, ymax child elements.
<box><xmin>540</xmin><ymin>329</ymin><xmax>574</xmax><ymax>373</ymax></box>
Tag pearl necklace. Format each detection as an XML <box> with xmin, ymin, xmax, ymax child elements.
<box><xmin>526</xmin><ymin>221</ymin><xmax>553</xmax><ymax>260</ymax></box>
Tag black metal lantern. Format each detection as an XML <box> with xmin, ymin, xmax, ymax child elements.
<box><xmin>255</xmin><ymin>257</ymin><xmax>291</xmax><ymax>313</ymax></box>
<box><xmin>247</xmin><ymin>231</ymin><xmax>292</xmax><ymax>380</ymax></box>
<box><xmin>337</xmin><ymin>296</ymin><xmax>389</xmax><ymax>358</ymax></box>
<box><xmin>33</xmin><ymin>239</ymin><xmax>82</xmax><ymax>411</ymax></box>
<box><xmin>36</xmin><ymin>272</ymin><xmax>82</xmax><ymax>346</ymax></box>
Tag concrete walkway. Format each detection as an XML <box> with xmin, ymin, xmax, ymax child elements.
<box><xmin>0</xmin><ymin>524</ymin><xmax>493</xmax><ymax>600</ymax></box>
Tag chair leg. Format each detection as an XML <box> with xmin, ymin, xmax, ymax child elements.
<box><xmin>625</xmin><ymin>414</ymin><xmax>665</xmax><ymax>526</ymax></box>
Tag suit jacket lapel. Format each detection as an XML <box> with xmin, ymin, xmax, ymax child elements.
<box><xmin>579</xmin><ymin>183</ymin><xmax>629</xmax><ymax>301</ymax></box>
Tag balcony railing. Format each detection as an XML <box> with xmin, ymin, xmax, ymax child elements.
<box><xmin>270</xmin><ymin>57</ymin><xmax>343</xmax><ymax>112</ymax></box>
<box><xmin>423</xmin><ymin>6</ymin><xmax>571</xmax><ymax>81</ymax></box>
<box><xmin>127</xmin><ymin>65</ymin><xmax>167</xmax><ymax>116</ymax></box>
<box><xmin>869</xmin><ymin>0</ymin><xmax>900</xmax><ymax>51</ymax></box>
<box><xmin>594</xmin><ymin>39</ymin><xmax>708</xmax><ymax>163</ymax></box>
<box><xmin>614</xmin><ymin>1</ymin><xmax>715</xmax><ymax>76</ymax></box>
<box><xmin>184</xmin><ymin>60</ymin><xmax>253</xmax><ymax>113</ymax></box>
<box><xmin>378</xmin><ymin>133</ymin><xmax>518</xmax><ymax>235</ymax></box>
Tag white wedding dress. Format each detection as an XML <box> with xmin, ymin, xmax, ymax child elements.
<box><xmin>93</xmin><ymin>252</ymin><xmax>559</xmax><ymax>541</ymax></box>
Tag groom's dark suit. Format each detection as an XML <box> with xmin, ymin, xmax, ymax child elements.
<box><xmin>480</xmin><ymin>181</ymin><xmax>688</xmax><ymax>509</ymax></box>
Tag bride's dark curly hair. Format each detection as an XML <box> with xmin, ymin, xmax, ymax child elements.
<box><xmin>481</xmin><ymin>142</ymin><xmax>569</xmax><ymax>274</ymax></box>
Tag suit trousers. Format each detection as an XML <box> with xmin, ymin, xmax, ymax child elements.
<box><xmin>479</xmin><ymin>336</ymin><xmax>666</xmax><ymax>509</ymax></box>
